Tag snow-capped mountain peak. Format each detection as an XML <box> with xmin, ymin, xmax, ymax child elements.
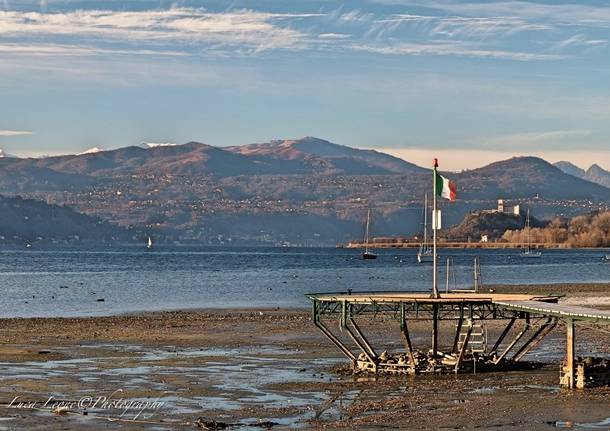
<box><xmin>140</xmin><ymin>142</ymin><xmax>177</xmax><ymax>149</ymax></box>
<box><xmin>0</xmin><ymin>148</ymin><xmax>18</xmax><ymax>158</ymax></box>
<box><xmin>78</xmin><ymin>147</ymin><xmax>104</xmax><ymax>155</ymax></box>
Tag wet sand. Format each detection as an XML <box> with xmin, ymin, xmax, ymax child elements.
<box><xmin>0</xmin><ymin>284</ymin><xmax>608</xmax><ymax>430</ymax></box>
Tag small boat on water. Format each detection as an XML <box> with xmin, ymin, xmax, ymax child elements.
<box><xmin>520</xmin><ymin>208</ymin><xmax>541</xmax><ymax>258</ymax></box>
<box><xmin>521</xmin><ymin>249</ymin><xmax>542</xmax><ymax>258</ymax></box>
<box><xmin>603</xmin><ymin>255</ymin><xmax>610</xmax><ymax>261</ymax></box>
<box><xmin>362</xmin><ymin>250</ymin><xmax>377</xmax><ymax>259</ymax></box>
<box><xmin>362</xmin><ymin>209</ymin><xmax>377</xmax><ymax>260</ymax></box>
<box><xmin>417</xmin><ymin>193</ymin><xmax>433</xmax><ymax>263</ymax></box>
<box><xmin>146</xmin><ymin>235</ymin><xmax>153</xmax><ymax>250</ymax></box>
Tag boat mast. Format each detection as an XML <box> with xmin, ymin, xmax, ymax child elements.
<box><xmin>432</xmin><ymin>159</ymin><xmax>439</xmax><ymax>298</ymax></box>
<box><xmin>423</xmin><ymin>193</ymin><xmax>428</xmax><ymax>250</ymax></box>
<box><xmin>365</xmin><ymin>209</ymin><xmax>371</xmax><ymax>254</ymax></box>
<box><xmin>527</xmin><ymin>207</ymin><xmax>531</xmax><ymax>252</ymax></box>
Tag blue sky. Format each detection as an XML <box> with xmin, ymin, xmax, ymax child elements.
<box><xmin>1</xmin><ymin>0</ymin><xmax>609</xmax><ymax>170</ymax></box>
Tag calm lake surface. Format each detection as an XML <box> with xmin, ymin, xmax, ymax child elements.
<box><xmin>0</xmin><ymin>247</ymin><xmax>608</xmax><ymax>317</ymax></box>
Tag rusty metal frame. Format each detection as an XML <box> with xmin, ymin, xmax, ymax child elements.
<box><xmin>312</xmin><ymin>300</ymin><xmax>356</xmax><ymax>362</ymax></box>
<box><xmin>310</xmin><ymin>292</ymin><xmax>607</xmax><ymax>389</ymax></box>
<box><xmin>493</xmin><ymin>313</ymin><xmax>531</xmax><ymax>364</ymax></box>
<box><xmin>513</xmin><ymin>317</ymin><xmax>557</xmax><ymax>362</ymax></box>
<box><xmin>489</xmin><ymin>316</ymin><xmax>517</xmax><ymax>357</ymax></box>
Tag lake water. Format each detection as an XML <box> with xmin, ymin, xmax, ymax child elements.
<box><xmin>0</xmin><ymin>247</ymin><xmax>608</xmax><ymax>317</ymax></box>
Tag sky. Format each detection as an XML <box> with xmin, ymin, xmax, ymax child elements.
<box><xmin>1</xmin><ymin>0</ymin><xmax>609</xmax><ymax>171</ymax></box>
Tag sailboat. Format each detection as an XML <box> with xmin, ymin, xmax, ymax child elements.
<box><xmin>417</xmin><ymin>193</ymin><xmax>433</xmax><ymax>263</ymax></box>
<box><xmin>362</xmin><ymin>209</ymin><xmax>377</xmax><ymax>260</ymax></box>
<box><xmin>146</xmin><ymin>235</ymin><xmax>153</xmax><ymax>251</ymax></box>
<box><xmin>520</xmin><ymin>208</ymin><xmax>541</xmax><ymax>258</ymax></box>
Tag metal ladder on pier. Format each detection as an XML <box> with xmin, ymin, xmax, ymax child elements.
<box><xmin>457</xmin><ymin>319</ymin><xmax>487</xmax><ymax>354</ymax></box>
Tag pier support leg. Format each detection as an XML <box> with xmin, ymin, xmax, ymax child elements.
<box><xmin>490</xmin><ymin>317</ymin><xmax>516</xmax><ymax>357</ymax></box>
<box><xmin>314</xmin><ymin>319</ymin><xmax>356</xmax><ymax>363</ymax></box>
<box><xmin>493</xmin><ymin>314</ymin><xmax>530</xmax><ymax>365</ymax></box>
<box><xmin>348</xmin><ymin>318</ymin><xmax>378</xmax><ymax>359</ymax></box>
<box><xmin>452</xmin><ymin>305</ymin><xmax>464</xmax><ymax>354</ymax></box>
<box><xmin>401</xmin><ymin>318</ymin><xmax>417</xmax><ymax>373</ymax></box>
<box><xmin>312</xmin><ymin>299</ymin><xmax>356</xmax><ymax>365</ymax></box>
<box><xmin>566</xmin><ymin>319</ymin><xmax>575</xmax><ymax>389</ymax></box>
<box><xmin>432</xmin><ymin>304</ymin><xmax>439</xmax><ymax>356</ymax></box>
<box><xmin>513</xmin><ymin>318</ymin><xmax>556</xmax><ymax>362</ymax></box>
<box><xmin>346</xmin><ymin>317</ymin><xmax>378</xmax><ymax>372</ymax></box>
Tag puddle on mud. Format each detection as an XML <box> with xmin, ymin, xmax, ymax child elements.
<box><xmin>553</xmin><ymin>417</ymin><xmax>610</xmax><ymax>429</ymax></box>
<box><xmin>470</xmin><ymin>387</ymin><xmax>497</xmax><ymax>395</ymax></box>
<box><xmin>0</xmin><ymin>344</ymin><xmax>344</xmax><ymax>428</ymax></box>
<box><xmin>0</xmin><ymin>341</ymin><xmax>606</xmax><ymax>429</ymax></box>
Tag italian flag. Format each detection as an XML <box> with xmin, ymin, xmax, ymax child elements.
<box><xmin>436</xmin><ymin>172</ymin><xmax>457</xmax><ymax>201</ymax></box>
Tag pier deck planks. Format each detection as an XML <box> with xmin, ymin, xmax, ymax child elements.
<box><xmin>493</xmin><ymin>300</ymin><xmax>610</xmax><ymax>324</ymax></box>
<box><xmin>308</xmin><ymin>292</ymin><xmax>556</xmax><ymax>304</ymax></box>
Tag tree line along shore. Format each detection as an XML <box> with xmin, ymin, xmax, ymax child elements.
<box><xmin>345</xmin><ymin>210</ymin><xmax>610</xmax><ymax>249</ymax></box>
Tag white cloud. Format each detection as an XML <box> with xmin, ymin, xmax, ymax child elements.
<box><xmin>318</xmin><ymin>33</ymin><xmax>351</xmax><ymax>39</ymax></box>
<box><xmin>0</xmin><ymin>43</ymin><xmax>187</xmax><ymax>56</ymax></box>
<box><xmin>0</xmin><ymin>3</ymin><xmax>604</xmax><ymax>66</ymax></box>
<box><xmin>0</xmin><ymin>130</ymin><xmax>33</xmax><ymax>136</ymax></box>
<box><xmin>0</xmin><ymin>8</ymin><xmax>320</xmax><ymax>53</ymax></box>
<box><xmin>432</xmin><ymin>17</ymin><xmax>551</xmax><ymax>38</ymax></box>
<box><xmin>553</xmin><ymin>34</ymin><xmax>608</xmax><ymax>51</ymax></box>
<box><xmin>339</xmin><ymin>10</ymin><xmax>374</xmax><ymax>23</ymax></box>
<box><xmin>375</xmin><ymin>14</ymin><xmax>432</xmax><ymax>24</ymax></box>
<box><xmin>352</xmin><ymin>42</ymin><xmax>563</xmax><ymax>61</ymax></box>
<box><xmin>363</xmin><ymin>13</ymin><xmax>552</xmax><ymax>48</ymax></box>
<box><xmin>375</xmin><ymin>1</ymin><xmax>610</xmax><ymax>27</ymax></box>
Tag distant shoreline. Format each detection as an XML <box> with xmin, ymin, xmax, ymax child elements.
<box><xmin>0</xmin><ymin>243</ymin><xmax>609</xmax><ymax>251</ymax></box>
<box><xmin>344</xmin><ymin>241</ymin><xmax>610</xmax><ymax>249</ymax></box>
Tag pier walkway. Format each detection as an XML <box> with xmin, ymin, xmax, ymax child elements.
<box><xmin>492</xmin><ymin>300</ymin><xmax>610</xmax><ymax>323</ymax></box>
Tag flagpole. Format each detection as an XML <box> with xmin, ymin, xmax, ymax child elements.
<box><xmin>432</xmin><ymin>158</ymin><xmax>439</xmax><ymax>299</ymax></box>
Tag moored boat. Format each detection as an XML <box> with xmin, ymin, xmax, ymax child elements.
<box><xmin>417</xmin><ymin>193</ymin><xmax>433</xmax><ymax>263</ymax></box>
<box><xmin>520</xmin><ymin>208</ymin><xmax>541</xmax><ymax>258</ymax></box>
<box><xmin>362</xmin><ymin>208</ymin><xmax>377</xmax><ymax>260</ymax></box>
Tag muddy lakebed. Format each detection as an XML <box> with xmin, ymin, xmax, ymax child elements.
<box><xmin>0</xmin><ymin>299</ymin><xmax>608</xmax><ymax>430</ymax></box>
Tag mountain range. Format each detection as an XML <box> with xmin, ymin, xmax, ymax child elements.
<box><xmin>554</xmin><ymin>161</ymin><xmax>610</xmax><ymax>189</ymax></box>
<box><xmin>0</xmin><ymin>137</ymin><xmax>425</xmax><ymax>179</ymax></box>
<box><xmin>0</xmin><ymin>137</ymin><xmax>608</xmax><ymax>245</ymax></box>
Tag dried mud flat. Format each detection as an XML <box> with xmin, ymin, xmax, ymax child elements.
<box><xmin>0</xmin><ymin>284</ymin><xmax>608</xmax><ymax>430</ymax></box>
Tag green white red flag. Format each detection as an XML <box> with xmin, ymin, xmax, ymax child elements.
<box><xmin>435</xmin><ymin>172</ymin><xmax>457</xmax><ymax>202</ymax></box>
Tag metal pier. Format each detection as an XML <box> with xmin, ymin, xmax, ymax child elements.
<box><xmin>308</xmin><ymin>291</ymin><xmax>610</xmax><ymax>388</ymax></box>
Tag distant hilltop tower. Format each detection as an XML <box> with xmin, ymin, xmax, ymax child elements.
<box><xmin>493</xmin><ymin>199</ymin><xmax>520</xmax><ymax>216</ymax></box>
